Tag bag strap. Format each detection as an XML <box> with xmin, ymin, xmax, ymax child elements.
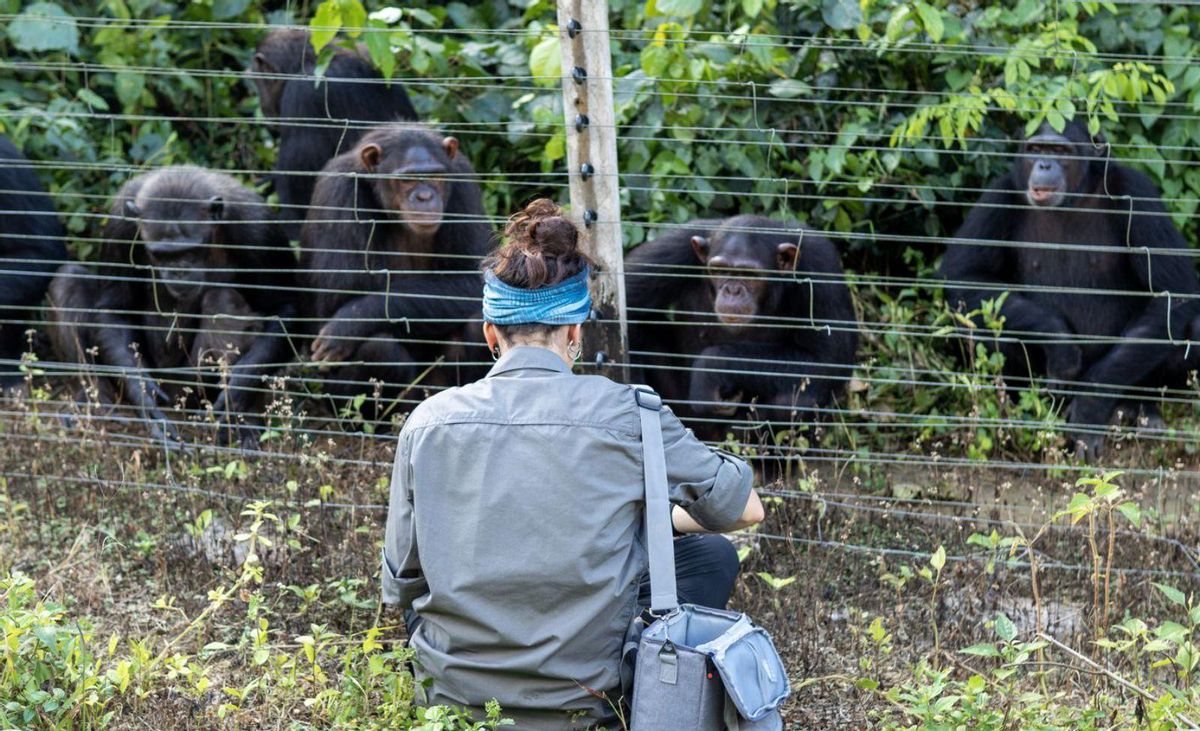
<box><xmin>634</xmin><ymin>387</ymin><xmax>679</xmax><ymax>615</ymax></box>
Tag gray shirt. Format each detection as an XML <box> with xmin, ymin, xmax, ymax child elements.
<box><xmin>381</xmin><ymin>346</ymin><xmax>753</xmax><ymax>729</ymax></box>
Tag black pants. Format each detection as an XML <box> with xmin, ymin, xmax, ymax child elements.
<box><xmin>405</xmin><ymin>534</ymin><xmax>741</xmax><ymax>635</ymax></box>
<box><xmin>637</xmin><ymin>533</ymin><xmax>741</xmax><ymax>610</ymax></box>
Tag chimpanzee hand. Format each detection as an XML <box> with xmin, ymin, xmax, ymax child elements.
<box><xmin>688</xmin><ymin>354</ymin><xmax>744</xmax><ymax>417</ymax></box>
<box><xmin>1066</xmin><ymin>396</ymin><xmax>1114</xmax><ymax>463</ymax></box>
<box><xmin>312</xmin><ymin>313</ymin><xmax>370</xmax><ymax>365</ymax></box>
<box><xmin>209</xmin><ymin>386</ymin><xmax>263</xmax><ymax>451</ymax></box>
<box><xmin>1045</xmin><ymin>343</ymin><xmax>1083</xmax><ymax>382</ymax></box>
<box><xmin>129</xmin><ymin>375</ymin><xmax>182</xmax><ymax>445</ymax></box>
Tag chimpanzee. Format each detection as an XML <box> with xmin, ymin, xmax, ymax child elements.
<box><xmin>250</xmin><ymin>29</ymin><xmax>418</xmax><ymax>238</ymax></box>
<box><xmin>0</xmin><ymin>136</ymin><xmax>67</xmax><ymax>387</ymax></box>
<box><xmin>299</xmin><ymin>124</ymin><xmax>492</xmax><ymax>419</ymax></box>
<box><xmin>625</xmin><ymin>215</ymin><xmax>858</xmax><ymax>436</ymax></box>
<box><xmin>941</xmin><ymin>120</ymin><xmax>1200</xmax><ymax>457</ymax></box>
<box><xmin>48</xmin><ymin>166</ymin><xmax>296</xmax><ymax>446</ymax></box>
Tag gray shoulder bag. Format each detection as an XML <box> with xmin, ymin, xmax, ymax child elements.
<box><xmin>628</xmin><ymin>387</ymin><xmax>790</xmax><ymax>731</ymax></box>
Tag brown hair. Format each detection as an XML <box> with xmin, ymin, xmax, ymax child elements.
<box><xmin>482</xmin><ymin>199</ymin><xmax>594</xmax><ymax>340</ymax></box>
<box><xmin>483</xmin><ymin>198</ymin><xmax>593</xmax><ymax>290</ymax></box>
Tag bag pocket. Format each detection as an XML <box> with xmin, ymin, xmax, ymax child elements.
<box><xmin>697</xmin><ymin>620</ymin><xmax>789</xmax><ymax>722</ymax></box>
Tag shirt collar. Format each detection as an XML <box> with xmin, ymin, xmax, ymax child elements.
<box><xmin>487</xmin><ymin>345</ymin><xmax>573</xmax><ymax>378</ymax></box>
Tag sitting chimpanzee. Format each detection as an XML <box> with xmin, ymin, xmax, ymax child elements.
<box><xmin>250</xmin><ymin>29</ymin><xmax>418</xmax><ymax>238</ymax></box>
<box><xmin>941</xmin><ymin>120</ymin><xmax>1200</xmax><ymax>457</ymax></box>
<box><xmin>299</xmin><ymin>124</ymin><xmax>492</xmax><ymax>421</ymax></box>
<box><xmin>625</xmin><ymin>215</ymin><xmax>858</xmax><ymax>438</ymax></box>
<box><xmin>48</xmin><ymin>166</ymin><xmax>296</xmax><ymax>446</ymax></box>
<box><xmin>0</xmin><ymin>136</ymin><xmax>67</xmax><ymax>387</ymax></box>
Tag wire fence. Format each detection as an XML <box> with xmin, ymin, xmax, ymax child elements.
<box><xmin>2</xmin><ymin>2</ymin><xmax>1200</xmax><ymax>595</ymax></box>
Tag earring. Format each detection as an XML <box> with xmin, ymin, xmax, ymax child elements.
<box><xmin>491</xmin><ymin>345</ymin><xmax>501</xmax><ymax>360</ymax></box>
<box><xmin>567</xmin><ymin>340</ymin><xmax>582</xmax><ymax>361</ymax></box>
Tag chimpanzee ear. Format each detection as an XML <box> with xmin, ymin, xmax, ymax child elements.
<box><xmin>360</xmin><ymin>143</ymin><xmax>382</xmax><ymax>171</ymax></box>
<box><xmin>690</xmin><ymin>235</ymin><xmax>709</xmax><ymax>263</ymax></box>
<box><xmin>123</xmin><ymin>199</ymin><xmax>141</xmax><ymax>219</ymax></box>
<box><xmin>443</xmin><ymin>136</ymin><xmax>459</xmax><ymax>160</ymax></box>
<box><xmin>208</xmin><ymin>196</ymin><xmax>225</xmax><ymax>220</ymax></box>
<box><xmin>252</xmin><ymin>52</ymin><xmax>274</xmax><ymax>73</ymax></box>
<box><xmin>776</xmin><ymin>242</ymin><xmax>799</xmax><ymax>271</ymax></box>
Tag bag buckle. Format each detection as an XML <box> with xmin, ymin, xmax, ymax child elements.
<box><xmin>658</xmin><ymin>640</ymin><xmax>678</xmax><ymax>685</ymax></box>
<box><xmin>634</xmin><ymin>387</ymin><xmax>662</xmax><ymax>411</ymax></box>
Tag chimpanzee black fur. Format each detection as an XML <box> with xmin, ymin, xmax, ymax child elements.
<box><xmin>625</xmin><ymin>214</ymin><xmax>858</xmax><ymax>435</ymax></box>
<box><xmin>251</xmin><ymin>29</ymin><xmax>418</xmax><ymax>238</ymax></box>
<box><xmin>299</xmin><ymin>124</ymin><xmax>492</xmax><ymax>419</ymax></box>
<box><xmin>0</xmin><ymin>135</ymin><xmax>67</xmax><ymax>386</ymax></box>
<box><xmin>941</xmin><ymin>120</ymin><xmax>1200</xmax><ymax>457</ymax></box>
<box><xmin>48</xmin><ymin>166</ymin><xmax>296</xmax><ymax>445</ymax></box>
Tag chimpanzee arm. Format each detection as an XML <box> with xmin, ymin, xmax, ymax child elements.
<box><xmin>335</xmin><ymin>268</ymin><xmax>484</xmax><ymax>341</ymax></box>
<box><xmin>625</xmin><ymin>221</ymin><xmax>722</xmax><ymax>317</ymax></box>
<box><xmin>687</xmin><ymin>340</ymin><xmax>849</xmax><ymax>418</ymax></box>
<box><xmin>1070</xmin><ymin>168</ymin><xmax>1200</xmax><ymax>425</ymax></box>
<box><xmin>88</xmin><ymin>215</ymin><xmax>179</xmax><ymax>440</ymax></box>
<box><xmin>942</xmin><ymin>178</ymin><xmax>1082</xmax><ymax>378</ymax></box>
<box><xmin>624</xmin><ymin>221</ymin><xmax>722</xmax><ymax>390</ymax></box>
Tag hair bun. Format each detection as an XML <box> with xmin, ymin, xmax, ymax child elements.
<box><xmin>484</xmin><ymin>198</ymin><xmax>594</xmax><ymax>290</ymax></box>
<box><xmin>529</xmin><ymin>215</ymin><xmax>578</xmax><ymax>257</ymax></box>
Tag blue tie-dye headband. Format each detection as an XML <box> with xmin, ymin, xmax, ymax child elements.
<box><xmin>482</xmin><ymin>267</ymin><xmax>592</xmax><ymax>325</ymax></box>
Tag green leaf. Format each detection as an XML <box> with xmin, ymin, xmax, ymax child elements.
<box><xmin>340</xmin><ymin>0</ymin><xmax>367</xmax><ymax>35</ymax></box>
<box><xmin>768</xmin><ymin>78</ymin><xmax>812</xmax><ymax>99</ymax></box>
<box><xmin>915</xmin><ymin>2</ymin><xmax>944</xmax><ymax>42</ymax></box>
<box><xmin>960</xmin><ymin>642</ymin><xmax>1001</xmax><ymax>657</ymax></box>
<box><xmin>363</xmin><ymin>21</ymin><xmax>395</xmax><ymax>79</ymax></box>
<box><xmin>8</xmin><ymin>2</ymin><xmax>79</xmax><ymax>55</ymax></box>
<box><xmin>1155</xmin><ymin>583</ymin><xmax>1188</xmax><ymax>607</ymax></box>
<box><xmin>211</xmin><ymin>0</ymin><xmax>250</xmax><ymax>19</ymax></box>
<box><xmin>530</xmin><ymin>36</ymin><xmax>561</xmax><ymax>87</ymax></box>
<box><xmin>76</xmin><ymin>88</ymin><xmax>109</xmax><ymax>111</ymax></box>
<box><xmin>114</xmin><ymin>71</ymin><xmax>146</xmax><ymax>110</ymax></box>
<box><xmin>1116</xmin><ymin>501</ymin><xmax>1141</xmax><ymax>528</ymax></box>
<box><xmin>821</xmin><ymin>0</ymin><xmax>862</xmax><ymax>30</ymax></box>
<box><xmin>742</xmin><ymin>0</ymin><xmax>764</xmax><ymax>16</ymax></box>
<box><xmin>656</xmin><ymin>0</ymin><xmax>704</xmax><ymax>16</ymax></box>
<box><xmin>994</xmin><ymin>612</ymin><xmax>1016</xmax><ymax>642</ymax></box>
<box><xmin>641</xmin><ymin>43</ymin><xmax>671</xmax><ymax>78</ymax></box>
<box><xmin>930</xmin><ymin>545</ymin><xmax>946</xmax><ymax>571</ymax></box>
<box><xmin>310</xmin><ymin>1</ymin><xmax>342</xmax><ymax>53</ymax></box>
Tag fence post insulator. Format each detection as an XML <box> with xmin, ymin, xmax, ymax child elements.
<box><xmin>572</xmin><ymin>66</ymin><xmax>587</xmax><ymax>84</ymax></box>
<box><xmin>574</xmin><ymin>114</ymin><xmax>590</xmax><ymax>132</ymax></box>
<box><xmin>580</xmin><ymin>162</ymin><xmax>595</xmax><ymax>180</ymax></box>
<box><xmin>567</xmin><ymin>18</ymin><xmax>582</xmax><ymax>38</ymax></box>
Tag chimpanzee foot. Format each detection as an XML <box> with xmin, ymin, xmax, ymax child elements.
<box><xmin>1135</xmin><ymin>403</ymin><xmax>1166</xmax><ymax>433</ymax></box>
<box><xmin>1069</xmin><ymin>430</ymin><xmax>1106</xmax><ymax>464</ymax></box>
<box><xmin>710</xmin><ymin>390</ymin><xmax>744</xmax><ymax>417</ymax></box>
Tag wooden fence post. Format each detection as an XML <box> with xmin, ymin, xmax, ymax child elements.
<box><xmin>556</xmin><ymin>0</ymin><xmax>629</xmax><ymax>379</ymax></box>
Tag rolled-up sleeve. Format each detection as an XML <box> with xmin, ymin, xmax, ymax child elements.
<box><xmin>381</xmin><ymin>432</ymin><xmax>429</xmax><ymax>607</ymax></box>
<box><xmin>659</xmin><ymin>405</ymin><xmax>753</xmax><ymax>531</ymax></box>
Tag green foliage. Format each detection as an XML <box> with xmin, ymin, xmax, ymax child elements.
<box><xmin>0</xmin><ymin>572</ymin><xmax>120</xmax><ymax>728</ymax></box>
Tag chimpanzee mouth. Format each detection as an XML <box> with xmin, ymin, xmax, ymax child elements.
<box><xmin>399</xmin><ymin>213</ymin><xmax>444</xmax><ymax>233</ymax></box>
<box><xmin>717</xmin><ymin>311</ymin><xmax>755</xmax><ymax>327</ymax></box>
<box><xmin>1027</xmin><ymin>187</ymin><xmax>1061</xmax><ymax>205</ymax></box>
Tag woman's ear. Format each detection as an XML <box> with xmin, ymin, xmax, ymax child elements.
<box><xmin>566</xmin><ymin>323</ymin><xmax>583</xmax><ymax>345</ymax></box>
<box><xmin>483</xmin><ymin>322</ymin><xmax>500</xmax><ymax>353</ymax></box>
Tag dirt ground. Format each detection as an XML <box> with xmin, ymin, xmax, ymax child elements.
<box><xmin>3</xmin><ymin>389</ymin><xmax>1200</xmax><ymax>729</ymax></box>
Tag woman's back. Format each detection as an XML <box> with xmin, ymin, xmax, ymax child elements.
<box><xmin>381</xmin><ymin>199</ymin><xmax>758</xmax><ymax>730</ymax></box>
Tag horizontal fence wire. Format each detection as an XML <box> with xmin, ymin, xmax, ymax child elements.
<box><xmin>1</xmin><ymin>5</ymin><xmax>1200</xmax><ymax>596</ymax></box>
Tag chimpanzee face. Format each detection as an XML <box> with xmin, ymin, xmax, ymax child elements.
<box><xmin>127</xmin><ymin>195</ymin><xmax>228</xmax><ymax>307</ymax></box>
<box><xmin>360</xmin><ymin>136</ymin><xmax>459</xmax><ymax>236</ymax></box>
<box><xmin>691</xmin><ymin>231</ymin><xmax>798</xmax><ymax>331</ymax></box>
<box><xmin>1020</xmin><ymin>123</ymin><xmax>1096</xmax><ymax>208</ymax></box>
<box><xmin>250</xmin><ymin>52</ymin><xmax>286</xmax><ymax>119</ymax></box>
